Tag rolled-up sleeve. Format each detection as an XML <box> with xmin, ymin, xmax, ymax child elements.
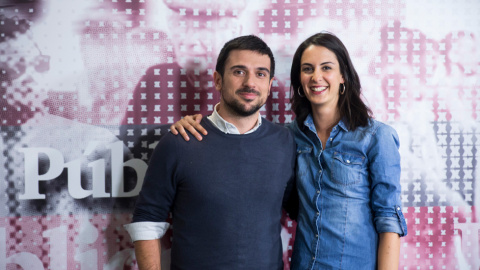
<box><xmin>369</xmin><ymin>123</ymin><xmax>408</xmax><ymax>237</ymax></box>
<box><xmin>374</xmin><ymin>205</ymin><xmax>407</xmax><ymax>236</ymax></box>
<box><xmin>124</xmin><ymin>133</ymin><xmax>179</xmax><ymax>241</ymax></box>
<box><xmin>124</xmin><ymin>221</ymin><xmax>170</xmax><ymax>242</ymax></box>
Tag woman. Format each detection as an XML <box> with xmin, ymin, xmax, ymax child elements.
<box><xmin>170</xmin><ymin>32</ymin><xmax>407</xmax><ymax>269</ymax></box>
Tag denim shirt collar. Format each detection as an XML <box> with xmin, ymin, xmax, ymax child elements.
<box><xmin>303</xmin><ymin>114</ymin><xmax>349</xmax><ymax>134</ymax></box>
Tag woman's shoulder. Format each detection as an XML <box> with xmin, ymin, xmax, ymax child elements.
<box><xmin>359</xmin><ymin>119</ymin><xmax>400</xmax><ymax>148</ymax></box>
<box><xmin>358</xmin><ymin>118</ymin><xmax>398</xmax><ymax>136</ymax></box>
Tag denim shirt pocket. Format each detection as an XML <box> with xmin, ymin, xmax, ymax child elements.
<box><xmin>331</xmin><ymin>151</ymin><xmax>365</xmax><ymax>186</ymax></box>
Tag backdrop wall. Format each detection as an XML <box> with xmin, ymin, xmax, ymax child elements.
<box><xmin>1</xmin><ymin>0</ymin><xmax>479</xmax><ymax>269</ymax></box>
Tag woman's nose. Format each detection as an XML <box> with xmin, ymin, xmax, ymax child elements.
<box><xmin>311</xmin><ymin>69</ymin><xmax>322</xmax><ymax>82</ymax></box>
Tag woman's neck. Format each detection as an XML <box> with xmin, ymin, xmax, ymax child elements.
<box><xmin>312</xmin><ymin>105</ymin><xmax>340</xmax><ymax>131</ymax></box>
<box><xmin>311</xmin><ymin>105</ymin><xmax>341</xmax><ymax>148</ymax></box>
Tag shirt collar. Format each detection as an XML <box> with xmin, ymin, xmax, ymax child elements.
<box><xmin>303</xmin><ymin>114</ymin><xmax>349</xmax><ymax>133</ymax></box>
<box><xmin>337</xmin><ymin>118</ymin><xmax>349</xmax><ymax>131</ymax></box>
<box><xmin>207</xmin><ymin>103</ymin><xmax>262</xmax><ymax>135</ymax></box>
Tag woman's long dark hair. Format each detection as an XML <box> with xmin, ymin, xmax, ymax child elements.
<box><xmin>290</xmin><ymin>32</ymin><xmax>372</xmax><ymax>130</ymax></box>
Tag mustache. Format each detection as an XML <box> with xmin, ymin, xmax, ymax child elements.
<box><xmin>236</xmin><ymin>87</ymin><xmax>260</xmax><ymax>96</ymax></box>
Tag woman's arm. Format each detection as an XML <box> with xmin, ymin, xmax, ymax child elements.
<box><xmin>377</xmin><ymin>232</ymin><xmax>400</xmax><ymax>270</ymax></box>
<box><xmin>170</xmin><ymin>114</ymin><xmax>207</xmax><ymax>141</ymax></box>
<box><xmin>368</xmin><ymin>123</ymin><xmax>406</xmax><ymax>269</ymax></box>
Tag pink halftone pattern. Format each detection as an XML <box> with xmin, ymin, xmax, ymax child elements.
<box><xmin>1</xmin><ymin>0</ymin><xmax>479</xmax><ymax>269</ymax></box>
<box><xmin>1</xmin><ymin>214</ymin><xmax>136</xmax><ymax>270</ymax></box>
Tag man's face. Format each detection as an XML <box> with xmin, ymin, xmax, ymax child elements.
<box><xmin>215</xmin><ymin>49</ymin><xmax>273</xmax><ymax>117</ymax></box>
<box><xmin>168</xmin><ymin>12</ymin><xmax>240</xmax><ymax>71</ymax></box>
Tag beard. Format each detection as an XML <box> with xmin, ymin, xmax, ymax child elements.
<box><xmin>222</xmin><ymin>87</ymin><xmax>265</xmax><ymax>117</ymax></box>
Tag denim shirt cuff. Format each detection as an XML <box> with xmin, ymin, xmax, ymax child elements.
<box><xmin>374</xmin><ymin>205</ymin><xmax>408</xmax><ymax>237</ymax></box>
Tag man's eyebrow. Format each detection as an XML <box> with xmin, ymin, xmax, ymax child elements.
<box><xmin>257</xmin><ymin>67</ymin><xmax>270</xmax><ymax>74</ymax></box>
<box><xmin>230</xmin><ymin>65</ymin><xmax>247</xmax><ymax>70</ymax></box>
<box><xmin>229</xmin><ymin>65</ymin><xmax>270</xmax><ymax>74</ymax></box>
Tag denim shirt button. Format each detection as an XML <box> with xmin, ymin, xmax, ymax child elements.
<box><xmin>319</xmin><ymin>170</ymin><xmax>322</xmax><ymax>173</ymax></box>
<box><xmin>315</xmin><ymin>234</ymin><xmax>318</xmax><ymax>238</ymax></box>
<box><xmin>316</xmin><ymin>212</ymin><xmax>319</xmax><ymax>216</ymax></box>
<box><xmin>316</xmin><ymin>190</ymin><xmax>320</xmax><ymax>194</ymax></box>
<box><xmin>397</xmin><ymin>207</ymin><xmax>400</xmax><ymax>210</ymax></box>
<box><xmin>312</xmin><ymin>257</ymin><xmax>315</xmax><ymax>260</ymax></box>
<box><xmin>346</xmin><ymin>160</ymin><xmax>350</xmax><ymax>163</ymax></box>
<box><xmin>329</xmin><ymin>138</ymin><xmax>332</xmax><ymax>141</ymax></box>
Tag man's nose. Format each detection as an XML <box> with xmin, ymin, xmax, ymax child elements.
<box><xmin>243</xmin><ymin>73</ymin><xmax>256</xmax><ymax>89</ymax></box>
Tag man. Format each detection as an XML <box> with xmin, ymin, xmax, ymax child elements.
<box><xmin>118</xmin><ymin>1</ymin><xmax>277</xmax><ymax>162</ymax></box>
<box><xmin>124</xmin><ymin>35</ymin><xmax>296</xmax><ymax>269</ymax></box>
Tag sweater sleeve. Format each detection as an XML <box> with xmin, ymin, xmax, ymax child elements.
<box><xmin>130</xmin><ymin>132</ymin><xmax>180</xmax><ymax>224</ymax></box>
<box><xmin>282</xmin><ymin>128</ymin><xmax>299</xmax><ymax>220</ymax></box>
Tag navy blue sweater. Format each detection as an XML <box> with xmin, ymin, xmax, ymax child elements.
<box><xmin>132</xmin><ymin>118</ymin><xmax>296</xmax><ymax>270</ymax></box>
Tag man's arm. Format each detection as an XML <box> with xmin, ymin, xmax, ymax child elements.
<box><xmin>282</xmin><ymin>132</ymin><xmax>298</xmax><ymax>220</ymax></box>
<box><xmin>134</xmin><ymin>239</ymin><xmax>162</xmax><ymax>270</ymax></box>
<box><xmin>377</xmin><ymin>232</ymin><xmax>400</xmax><ymax>270</ymax></box>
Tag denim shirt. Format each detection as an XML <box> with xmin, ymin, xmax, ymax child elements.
<box><xmin>286</xmin><ymin>115</ymin><xmax>407</xmax><ymax>270</ymax></box>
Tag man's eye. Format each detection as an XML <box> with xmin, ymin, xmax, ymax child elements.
<box><xmin>234</xmin><ymin>70</ymin><xmax>245</xmax><ymax>75</ymax></box>
<box><xmin>257</xmin><ymin>72</ymin><xmax>267</xmax><ymax>77</ymax></box>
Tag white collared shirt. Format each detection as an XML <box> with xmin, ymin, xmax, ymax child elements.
<box><xmin>207</xmin><ymin>103</ymin><xmax>262</xmax><ymax>134</ymax></box>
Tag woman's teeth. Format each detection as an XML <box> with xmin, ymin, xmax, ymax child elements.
<box><xmin>311</xmin><ymin>86</ymin><xmax>326</xmax><ymax>92</ymax></box>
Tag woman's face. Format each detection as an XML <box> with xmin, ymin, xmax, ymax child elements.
<box><xmin>300</xmin><ymin>45</ymin><xmax>344</xmax><ymax>111</ymax></box>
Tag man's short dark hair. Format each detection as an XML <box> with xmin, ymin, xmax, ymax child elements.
<box><xmin>215</xmin><ymin>35</ymin><xmax>275</xmax><ymax>79</ymax></box>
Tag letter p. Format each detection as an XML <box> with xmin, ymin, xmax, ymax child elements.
<box><xmin>18</xmin><ymin>147</ymin><xmax>65</xmax><ymax>199</ymax></box>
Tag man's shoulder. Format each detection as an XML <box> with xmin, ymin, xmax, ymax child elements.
<box><xmin>261</xmin><ymin>119</ymin><xmax>293</xmax><ymax>137</ymax></box>
<box><xmin>259</xmin><ymin>119</ymin><xmax>295</xmax><ymax>146</ymax></box>
<box><xmin>157</xmin><ymin>120</ymin><xmax>215</xmax><ymax>147</ymax></box>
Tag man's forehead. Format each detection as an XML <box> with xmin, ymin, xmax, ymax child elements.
<box><xmin>226</xmin><ymin>50</ymin><xmax>271</xmax><ymax>68</ymax></box>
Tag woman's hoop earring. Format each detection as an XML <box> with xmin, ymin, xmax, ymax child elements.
<box><xmin>297</xmin><ymin>86</ymin><xmax>305</xmax><ymax>97</ymax></box>
<box><xmin>340</xmin><ymin>84</ymin><xmax>346</xmax><ymax>95</ymax></box>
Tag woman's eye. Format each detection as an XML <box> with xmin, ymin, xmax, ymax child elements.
<box><xmin>322</xmin><ymin>66</ymin><xmax>332</xmax><ymax>71</ymax></box>
<box><xmin>302</xmin><ymin>67</ymin><xmax>313</xmax><ymax>72</ymax></box>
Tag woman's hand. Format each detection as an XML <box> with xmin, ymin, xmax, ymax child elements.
<box><xmin>170</xmin><ymin>114</ymin><xmax>207</xmax><ymax>141</ymax></box>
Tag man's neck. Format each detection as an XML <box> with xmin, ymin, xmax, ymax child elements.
<box><xmin>216</xmin><ymin>104</ymin><xmax>260</xmax><ymax>134</ymax></box>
